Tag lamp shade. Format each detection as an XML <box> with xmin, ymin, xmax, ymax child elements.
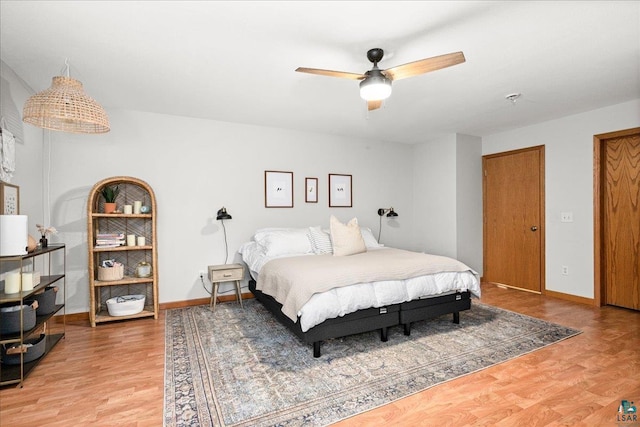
<box><xmin>216</xmin><ymin>207</ymin><xmax>232</xmax><ymax>220</ymax></box>
<box><xmin>23</xmin><ymin>76</ymin><xmax>110</xmax><ymax>134</ymax></box>
<box><xmin>359</xmin><ymin>70</ymin><xmax>392</xmax><ymax>101</ymax></box>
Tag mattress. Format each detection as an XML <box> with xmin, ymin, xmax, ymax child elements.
<box><xmin>241</xmin><ymin>241</ymin><xmax>480</xmax><ymax>332</ymax></box>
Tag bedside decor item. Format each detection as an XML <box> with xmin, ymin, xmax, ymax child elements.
<box><xmin>329</xmin><ymin>173</ymin><xmax>352</xmax><ymax>207</ymax></box>
<box><xmin>123</xmin><ymin>204</ymin><xmax>133</xmax><ymax>214</ymax></box>
<box><xmin>0</xmin><ymin>214</ymin><xmax>27</xmax><ymax>256</ymax></box>
<box><xmin>216</xmin><ymin>206</ymin><xmax>232</xmax><ymax>263</ymax></box>
<box><xmin>140</xmin><ymin>205</ymin><xmax>151</xmax><ymax>214</ymax></box>
<box><xmin>100</xmin><ymin>184</ymin><xmax>119</xmax><ymax>213</ymax></box>
<box><xmin>22</xmin><ymin>60</ymin><xmax>110</xmax><ymax>134</ymax></box>
<box><xmin>0</xmin><ymin>181</ymin><xmax>19</xmax><ymax>214</ymax></box>
<box><xmin>305</xmin><ymin>177</ymin><xmax>318</xmax><ymax>203</ymax></box>
<box><xmin>133</xmin><ymin>200</ymin><xmax>142</xmax><ymax>214</ymax></box>
<box><xmin>265</xmin><ymin>170</ymin><xmax>293</xmax><ymax>208</ymax></box>
<box><xmin>377</xmin><ymin>207</ymin><xmax>399</xmax><ymax>241</ymax></box>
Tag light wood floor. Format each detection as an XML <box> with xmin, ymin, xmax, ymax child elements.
<box><xmin>1</xmin><ymin>283</ymin><xmax>638</xmax><ymax>426</ymax></box>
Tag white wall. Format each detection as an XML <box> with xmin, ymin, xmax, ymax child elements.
<box><xmin>0</xmin><ymin>61</ymin><xmax>45</xmax><ymax>277</ymax></box>
<box><xmin>455</xmin><ymin>134</ymin><xmax>482</xmax><ymax>274</ymax></box>
<box><xmin>412</xmin><ymin>135</ymin><xmax>457</xmax><ymax>257</ymax></box>
<box><xmin>482</xmin><ymin>99</ymin><xmax>640</xmax><ymax>299</ymax></box>
<box><xmin>44</xmin><ymin>109</ymin><xmax>415</xmax><ymax>312</ymax></box>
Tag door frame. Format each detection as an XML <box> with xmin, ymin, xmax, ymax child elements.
<box><xmin>482</xmin><ymin>145</ymin><xmax>546</xmax><ymax>293</ymax></box>
<box><xmin>593</xmin><ymin>127</ymin><xmax>640</xmax><ymax>307</ymax></box>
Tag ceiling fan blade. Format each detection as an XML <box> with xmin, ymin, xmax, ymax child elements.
<box><xmin>368</xmin><ymin>100</ymin><xmax>382</xmax><ymax>111</ymax></box>
<box><xmin>295</xmin><ymin>67</ymin><xmax>365</xmax><ymax>80</ymax></box>
<box><xmin>383</xmin><ymin>51</ymin><xmax>466</xmax><ymax>81</ymax></box>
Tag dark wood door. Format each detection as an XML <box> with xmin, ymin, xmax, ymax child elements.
<box><xmin>602</xmin><ymin>130</ymin><xmax>640</xmax><ymax>310</ymax></box>
<box><xmin>483</xmin><ymin>146</ymin><xmax>545</xmax><ymax>293</ymax></box>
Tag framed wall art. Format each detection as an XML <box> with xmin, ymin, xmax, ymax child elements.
<box><xmin>305</xmin><ymin>177</ymin><xmax>318</xmax><ymax>203</ymax></box>
<box><xmin>328</xmin><ymin>173</ymin><xmax>352</xmax><ymax>207</ymax></box>
<box><xmin>265</xmin><ymin>170</ymin><xmax>294</xmax><ymax>208</ymax></box>
<box><xmin>0</xmin><ymin>181</ymin><xmax>19</xmax><ymax>214</ymax></box>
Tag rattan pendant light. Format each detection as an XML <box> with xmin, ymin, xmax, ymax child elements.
<box><xmin>22</xmin><ymin>62</ymin><xmax>110</xmax><ymax>134</ymax></box>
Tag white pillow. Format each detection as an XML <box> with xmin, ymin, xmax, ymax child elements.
<box><xmin>329</xmin><ymin>215</ymin><xmax>366</xmax><ymax>256</ymax></box>
<box><xmin>360</xmin><ymin>227</ymin><xmax>381</xmax><ymax>249</ymax></box>
<box><xmin>254</xmin><ymin>228</ymin><xmax>313</xmax><ymax>256</ymax></box>
<box><xmin>308</xmin><ymin>226</ymin><xmax>333</xmax><ymax>254</ymax></box>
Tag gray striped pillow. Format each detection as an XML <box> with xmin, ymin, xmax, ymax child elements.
<box><xmin>308</xmin><ymin>226</ymin><xmax>332</xmax><ymax>254</ymax></box>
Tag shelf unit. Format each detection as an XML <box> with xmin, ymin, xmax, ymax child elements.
<box><xmin>0</xmin><ymin>244</ymin><xmax>66</xmax><ymax>388</ymax></box>
<box><xmin>87</xmin><ymin>177</ymin><xmax>158</xmax><ymax>327</ymax></box>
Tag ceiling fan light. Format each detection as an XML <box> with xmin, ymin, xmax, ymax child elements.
<box><xmin>359</xmin><ymin>75</ymin><xmax>392</xmax><ymax>101</ymax></box>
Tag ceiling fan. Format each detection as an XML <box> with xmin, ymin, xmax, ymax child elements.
<box><xmin>296</xmin><ymin>48</ymin><xmax>465</xmax><ymax>111</ymax></box>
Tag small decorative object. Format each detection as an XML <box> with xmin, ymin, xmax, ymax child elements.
<box><xmin>305</xmin><ymin>177</ymin><xmax>318</xmax><ymax>203</ymax></box>
<box><xmin>135</xmin><ymin>261</ymin><xmax>152</xmax><ymax>278</ymax></box>
<box><xmin>329</xmin><ymin>173</ymin><xmax>353</xmax><ymax>207</ymax></box>
<box><xmin>27</xmin><ymin>234</ymin><xmax>38</xmax><ymax>252</ymax></box>
<box><xmin>123</xmin><ymin>204</ymin><xmax>133</xmax><ymax>214</ymax></box>
<box><xmin>36</xmin><ymin>224</ymin><xmax>57</xmax><ymax>248</ymax></box>
<box><xmin>140</xmin><ymin>205</ymin><xmax>151</xmax><ymax>214</ymax></box>
<box><xmin>133</xmin><ymin>200</ymin><xmax>142</xmax><ymax>214</ymax></box>
<box><xmin>100</xmin><ymin>184</ymin><xmax>119</xmax><ymax>213</ymax></box>
<box><xmin>0</xmin><ymin>181</ymin><xmax>19</xmax><ymax>214</ymax></box>
<box><xmin>265</xmin><ymin>170</ymin><xmax>294</xmax><ymax>208</ymax></box>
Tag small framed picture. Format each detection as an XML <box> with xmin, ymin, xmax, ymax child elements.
<box><xmin>0</xmin><ymin>181</ymin><xmax>19</xmax><ymax>214</ymax></box>
<box><xmin>265</xmin><ymin>170</ymin><xmax>294</xmax><ymax>208</ymax></box>
<box><xmin>328</xmin><ymin>174</ymin><xmax>352</xmax><ymax>208</ymax></box>
<box><xmin>305</xmin><ymin>177</ymin><xmax>318</xmax><ymax>203</ymax></box>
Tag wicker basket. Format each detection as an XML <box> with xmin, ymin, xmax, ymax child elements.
<box><xmin>97</xmin><ymin>264</ymin><xmax>124</xmax><ymax>281</ymax></box>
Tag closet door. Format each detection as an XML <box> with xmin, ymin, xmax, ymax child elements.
<box><xmin>483</xmin><ymin>146</ymin><xmax>545</xmax><ymax>293</ymax></box>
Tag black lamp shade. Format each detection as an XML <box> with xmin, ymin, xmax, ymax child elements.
<box><xmin>377</xmin><ymin>207</ymin><xmax>398</xmax><ymax>217</ymax></box>
<box><xmin>216</xmin><ymin>207</ymin><xmax>232</xmax><ymax>220</ymax></box>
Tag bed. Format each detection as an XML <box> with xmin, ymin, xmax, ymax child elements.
<box><xmin>240</xmin><ymin>218</ymin><xmax>480</xmax><ymax>357</ymax></box>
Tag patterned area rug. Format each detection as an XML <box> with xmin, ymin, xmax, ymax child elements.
<box><xmin>164</xmin><ymin>300</ymin><xmax>580</xmax><ymax>427</ymax></box>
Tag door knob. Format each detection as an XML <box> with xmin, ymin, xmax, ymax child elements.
<box><xmin>531</xmin><ymin>226</ymin><xmax>538</xmax><ymax>231</ymax></box>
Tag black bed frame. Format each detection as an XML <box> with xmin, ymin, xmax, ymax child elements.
<box><xmin>249</xmin><ymin>279</ymin><xmax>471</xmax><ymax>357</ymax></box>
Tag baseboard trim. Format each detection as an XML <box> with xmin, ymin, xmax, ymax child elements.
<box><xmin>544</xmin><ymin>289</ymin><xmax>595</xmax><ymax>306</ymax></box>
<box><xmin>160</xmin><ymin>293</ymin><xmax>254</xmax><ymax>311</ymax></box>
<box><xmin>52</xmin><ymin>293</ymin><xmax>256</xmax><ymax>323</ymax></box>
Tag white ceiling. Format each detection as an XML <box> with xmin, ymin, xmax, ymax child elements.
<box><xmin>1</xmin><ymin>1</ymin><xmax>639</xmax><ymax>145</ymax></box>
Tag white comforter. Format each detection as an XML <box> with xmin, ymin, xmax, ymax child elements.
<box><xmin>240</xmin><ymin>242</ymin><xmax>480</xmax><ymax>332</ymax></box>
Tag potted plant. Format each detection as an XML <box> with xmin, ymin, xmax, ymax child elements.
<box><xmin>101</xmin><ymin>185</ymin><xmax>120</xmax><ymax>213</ymax></box>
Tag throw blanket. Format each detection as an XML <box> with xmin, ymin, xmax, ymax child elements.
<box><xmin>256</xmin><ymin>248</ymin><xmax>475</xmax><ymax>322</ymax></box>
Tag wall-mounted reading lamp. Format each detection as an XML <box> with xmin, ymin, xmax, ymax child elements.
<box><xmin>377</xmin><ymin>207</ymin><xmax>398</xmax><ymax>242</ymax></box>
<box><xmin>216</xmin><ymin>207</ymin><xmax>232</xmax><ymax>263</ymax></box>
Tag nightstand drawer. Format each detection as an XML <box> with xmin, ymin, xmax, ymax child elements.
<box><xmin>208</xmin><ymin>264</ymin><xmax>244</xmax><ymax>282</ymax></box>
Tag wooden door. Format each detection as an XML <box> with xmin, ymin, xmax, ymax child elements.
<box><xmin>483</xmin><ymin>146</ymin><xmax>545</xmax><ymax>293</ymax></box>
<box><xmin>597</xmin><ymin>128</ymin><xmax>640</xmax><ymax>310</ymax></box>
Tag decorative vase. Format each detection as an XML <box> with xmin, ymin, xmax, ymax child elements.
<box><xmin>40</xmin><ymin>236</ymin><xmax>48</xmax><ymax>248</ymax></box>
<box><xmin>104</xmin><ymin>202</ymin><xmax>117</xmax><ymax>214</ymax></box>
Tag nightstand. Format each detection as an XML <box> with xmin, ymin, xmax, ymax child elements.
<box><xmin>208</xmin><ymin>263</ymin><xmax>244</xmax><ymax>311</ymax></box>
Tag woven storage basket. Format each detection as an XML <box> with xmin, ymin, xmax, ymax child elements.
<box><xmin>97</xmin><ymin>264</ymin><xmax>124</xmax><ymax>281</ymax></box>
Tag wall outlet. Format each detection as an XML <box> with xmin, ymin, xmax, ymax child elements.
<box><xmin>561</xmin><ymin>266</ymin><xmax>569</xmax><ymax>276</ymax></box>
<box><xmin>560</xmin><ymin>212</ymin><xmax>573</xmax><ymax>222</ymax></box>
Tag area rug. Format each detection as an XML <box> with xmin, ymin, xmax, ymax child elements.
<box><xmin>164</xmin><ymin>300</ymin><xmax>580</xmax><ymax>427</ymax></box>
